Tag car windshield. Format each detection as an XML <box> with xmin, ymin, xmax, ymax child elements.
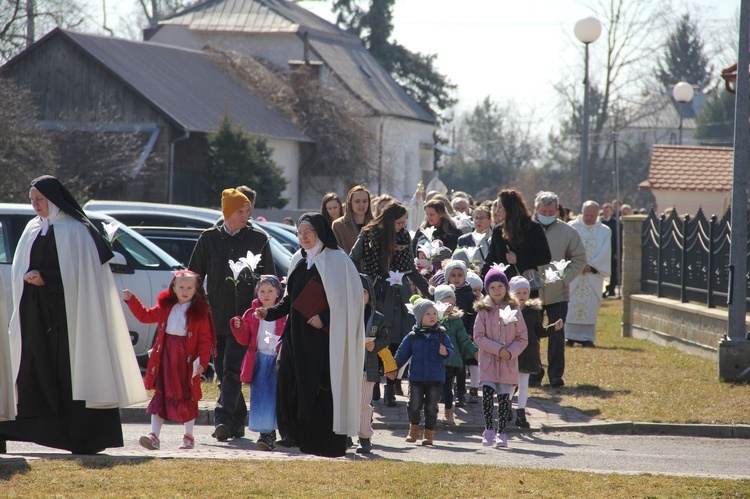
<box><xmin>96</xmin><ymin>219</ymin><xmax>182</xmax><ymax>269</ymax></box>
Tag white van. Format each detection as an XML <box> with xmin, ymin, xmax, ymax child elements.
<box><xmin>0</xmin><ymin>203</ymin><xmax>182</xmax><ymax>368</ymax></box>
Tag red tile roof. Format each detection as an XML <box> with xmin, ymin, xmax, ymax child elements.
<box><xmin>638</xmin><ymin>145</ymin><xmax>734</xmax><ymax>192</ymax></box>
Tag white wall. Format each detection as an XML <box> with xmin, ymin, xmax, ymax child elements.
<box><xmin>266</xmin><ymin>138</ymin><xmax>301</xmax><ymax>209</ymax></box>
<box><xmin>363</xmin><ymin>116</ymin><xmax>435</xmax><ymax>202</ymax></box>
<box><xmin>652</xmin><ymin>189</ymin><xmax>729</xmax><ymax>218</ymax></box>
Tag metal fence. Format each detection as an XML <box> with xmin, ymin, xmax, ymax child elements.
<box><xmin>641</xmin><ymin>207</ymin><xmax>750</xmax><ymax>310</ymax></box>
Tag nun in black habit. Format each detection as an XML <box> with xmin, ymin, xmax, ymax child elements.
<box><xmin>0</xmin><ymin>176</ymin><xmax>147</xmax><ymax>454</ymax></box>
<box><xmin>256</xmin><ymin>213</ymin><xmax>364</xmax><ymax>458</ymax></box>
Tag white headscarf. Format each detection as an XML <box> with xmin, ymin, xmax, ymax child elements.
<box><xmin>305</xmin><ymin>238</ymin><xmax>325</xmax><ymax>269</ymax></box>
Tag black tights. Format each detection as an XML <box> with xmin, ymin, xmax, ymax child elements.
<box><xmin>482</xmin><ymin>385</ymin><xmax>510</xmax><ymax>433</ymax></box>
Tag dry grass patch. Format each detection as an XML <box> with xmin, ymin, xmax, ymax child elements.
<box><xmin>534</xmin><ymin>300</ymin><xmax>750</xmax><ymax>424</ymax></box>
<box><xmin>1</xmin><ymin>459</ymin><xmax>748</xmax><ymax>498</ymax></box>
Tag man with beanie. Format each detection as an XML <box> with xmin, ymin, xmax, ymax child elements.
<box><xmin>189</xmin><ymin>188</ymin><xmax>274</xmax><ymax>442</ymax></box>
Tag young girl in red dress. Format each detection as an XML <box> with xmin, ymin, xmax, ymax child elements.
<box><xmin>123</xmin><ymin>270</ymin><xmax>215</xmax><ymax>450</ymax></box>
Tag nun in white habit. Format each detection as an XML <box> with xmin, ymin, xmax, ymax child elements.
<box><xmin>0</xmin><ymin>175</ymin><xmax>147</xmax><ymax>455</ymax></box>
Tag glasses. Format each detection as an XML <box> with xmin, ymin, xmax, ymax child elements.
<box><xmin>296</xmin><ymin>229</ymin><xmax>316</xmax><ymax>238</ymax></box>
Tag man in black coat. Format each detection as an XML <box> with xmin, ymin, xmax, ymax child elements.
<box><xmin>600</xmin><ymin>203</ymin><xmax>619</xmax><ymax>297</ymax></box>
<box><xmin>189</xmin><ymin>188</ymin><xmax>274</xmax><ymax>441</ymax></box>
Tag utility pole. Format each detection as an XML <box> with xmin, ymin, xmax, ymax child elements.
<box><xmin>719</xmin><ymin>0</ymin><xmax>750</xmax><ymax>381</ymax></box>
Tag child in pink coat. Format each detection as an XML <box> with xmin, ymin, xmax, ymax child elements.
<box><xmin>473</xmin><ymin>268</ymin><xmax>528</xmax><ymax>449</ymax></box>
<box><xmin>230</xmin><ymin>275</ymin><xmax>286</xmax><ymax>451</ymax></box>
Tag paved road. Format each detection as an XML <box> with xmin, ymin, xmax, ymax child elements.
<box><xmin>3</xmin><ymin>423</ymin><xmax>749</xmax><ymax>480</ymax></box>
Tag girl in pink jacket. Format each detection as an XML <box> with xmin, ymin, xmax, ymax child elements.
<box><xmin>473</xmin><ymin>268</ymin><xmax>528</xmax><ymax>449</ymax></box>
<box><xmin>230</xmin><ymin>275</ymin><xmax>286</xmax><ymax>451</ymax></box>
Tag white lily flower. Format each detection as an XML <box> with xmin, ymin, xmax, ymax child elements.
<box><xmin>551</xmin><ymin>259</ymin><xmax>570</xmax><ymax>273</ymax></box>
<box><xmin>544</xmin><ymin>267</ymin><xmax>561</xmax><ymax>284</ymax></box>
<box><xmin>498</xmin><ymin>305</ymin><xmax>518</xmax><ymax>326</ymax></box>
<box><xmin>418</xmin><ymin>240</ymin><xmax>441</xmax><ymax>260</ymax></box>
<box><xmin>453</xmin><ymin>212</ymin><xmax>472</xmax><ymax>230</ymax></box>
<box><xmin>434</xmin><ymin>300</ymin><xmax>451</xmax><ymax>320</ymax></box>
<box><xmin>239</xmin><ymin>250</ymin><xmax>262</xmax><ymax>272</ymax></box>
<box><xmin>103</xmin><ymin>221</ymin><xmax>119</xmax><ymax>242</ymax></box>
<box><xmin>228</xmin><ymin>259</ymin><xmax>245</xmax><ymax>281</ymax></box>
<box><xmin>464</xmin><ymin>246</ymin><xmax>480</xmax><ymax>263</ymax></box>
<box><xmin>386</xmin><ymin>270</ymin><xmax>405</xmax><ymax>286</ymax></box>
<box><xmin>405</xmin><ymin>303</ymin><xmax>415</xmax><ymax>316</ymax></box>
<box><xmin>263</xmin><ymin>330</ymin><xmax>280</xmax><ymax>350</ymax></box>
<box><xmin>492</xmin><ymin>262</ymin><xmax>510</xmax><ymax>273</ymax></box>
<box><xmin>421</xmin><ymin>226</ymin><xmax>436</xmax><ymax>242</ymax></box>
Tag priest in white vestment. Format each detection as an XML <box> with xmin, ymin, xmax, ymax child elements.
<box><xmin>565</xmin><ymin>201</ymin><xmax>611</xmax><ymax>346</ymax></box>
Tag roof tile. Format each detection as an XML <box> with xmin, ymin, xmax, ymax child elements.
<box><xmin>641</xmin><ymin>145</ymin><xmax>733</xmax><ymax>192</ymax></box>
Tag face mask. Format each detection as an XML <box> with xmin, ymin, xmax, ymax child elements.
<box><xmin>537</xmin><ymin>214</ymin><xmax>557</xmax><ymax>225</ymax></box>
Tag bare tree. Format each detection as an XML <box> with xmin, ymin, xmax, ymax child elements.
<box><xmin>0</xmin><ymin>0</ymin><xmax>88</xmax><ymax>62</ymax></box>
<box><xmin>541</xmin><ymin>0</ymin><xmax>668</xmax><ymax>207</ymax></box>
<box><xmin>0</xmin><ymin>77</ymin><xmax>57</xmax><ymax>201</ymax></box>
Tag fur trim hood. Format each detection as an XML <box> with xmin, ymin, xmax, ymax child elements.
<box><xmin>444</xmin><ymin>307</ymin><xmax>464</xmax><ymax>319</ymax></box>
<box><xmin>521</xmin><ymin>298</ymin><xmax>543</xmax><ymax>311</ymax></box>
<box><xmin>473</xmin><ymin>295</ymin><xmax>518</xmax><ymax>312</ymax></box>
<box><xmin>156</xmin><ymin>289</ymin><xmax>210</xmax><ymax>321</ymax></box>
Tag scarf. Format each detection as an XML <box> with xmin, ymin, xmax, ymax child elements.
<box><xmin>360</xmin><ymin>228</ymin><xmax>414</xmax><ymax>281</ymax></box>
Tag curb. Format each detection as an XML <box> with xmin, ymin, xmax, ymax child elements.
<box><xmin>119</xmin><ymin>407</ymin><xmax>750</xmax><ymax>439</ymax></box>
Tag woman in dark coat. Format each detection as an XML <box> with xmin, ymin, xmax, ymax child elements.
<box><xmin>350</xmin><ymin>201</ymin><xmax>430</xmax><ymax>406</ymax></box>
<box><xmin>0</xmin><ymin>176</ymin><xmax>146</xmax><ymax>454</ymax></box>
<box><xmin>256</xmin><ymin>213</ymin><xmax>364</xmax><ymax>458</ymax></box>
<box><xmin>481</xmin><ymin>189</ymin><xmax>552</xmax><ymax>280</ymax></box>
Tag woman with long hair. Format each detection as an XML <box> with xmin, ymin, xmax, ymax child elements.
<box><xmin>320</xmin><ymin>193</ymin><xmax>344</xmax><ymax>226</ymax></box>
<box><xmin>412</xmin><ymin>198</ymin><xmax>463</xmax><ymax>253</ymax></box>
<box><xmin>350</xmin><ymin>201</ymin><xmax>430</xmax><ymax>407</ymax></box>
<box><xmin>332</xmin><ymin>185</ymin><xmax>373</xmax><ymax>254</ymax></box>
<box><xmin>481</xmin><ymin>189</ymin><xmax>551</xmax><ymax>280</ymax></box>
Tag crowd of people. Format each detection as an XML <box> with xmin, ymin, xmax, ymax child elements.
<box><xmin>0</xmin><ymin>175</ymin><xmax>622</xmax><ymax>456</ymax></box>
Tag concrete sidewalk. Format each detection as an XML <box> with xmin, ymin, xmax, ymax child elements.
<box><xmin>119</xmin><ymin>384</ymin><xmax>750</xmax><ymax>439</ymax></box>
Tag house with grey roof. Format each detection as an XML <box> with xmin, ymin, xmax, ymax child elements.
<box><xmin>147</xmin><ymin>0</ymin><xmax>438</xmax><ymax>206</ymax></box>
<box><xmin>0</xmin><ymin>27</ymin><xmax>311</xmax><ymax>207</ymax></box>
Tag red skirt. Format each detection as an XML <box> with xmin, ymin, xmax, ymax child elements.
<box><xmin>146</xmin><ymin>334</ymin><xmax>198</xmax><ymax>423</ymax></box>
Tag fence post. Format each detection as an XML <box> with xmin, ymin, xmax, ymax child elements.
<box><xmin>656</xmin><ymin>215</ymin><xmax>663</xmax><ymax>298</ymax></box>
<box><xmin>680</xmin><ymin>215</ymin><xmax>689</xmax><ymax>303</ymax></box>
<box><xmin>707</xmin><ymin>215</ymin><xmax>716</xmax><ymax>309</ymax></box>
<box><xmin>621</xmin><ymin>214</ymin><xmax>647</xmax><ymax>338</ymax></box>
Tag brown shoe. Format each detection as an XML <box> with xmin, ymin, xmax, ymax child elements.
<box><xmin>422</xmin><ymin>428</ymin><xmax>434</xmax><ymax>446</ymax></box>
<box><xmin>405</xmin><ymin>424</ymin><xmax>421</xmax><ymax>443</ymax></box>
<box><xmin>443</xmin><ymin>408</ymin><xmax>455</xmax><ymax>425</ymax></box>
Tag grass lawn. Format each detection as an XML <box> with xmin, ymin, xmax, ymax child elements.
<box><xmin>1</xmin><ymin>460</ymin><xmax>748</xmax><ymax>497</ymax></box>
<box><xmin>531</xmin><ymin>300</ymin><xmax>750</xmax><ymax>424</ymax></box>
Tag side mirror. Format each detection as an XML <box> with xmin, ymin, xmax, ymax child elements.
<box><xmin>109</xmin><ymin>251</ymin><xmax>134</xmax><ymax>274</ymax></box>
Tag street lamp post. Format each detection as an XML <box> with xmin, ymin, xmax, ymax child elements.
<box><xmin>575</xmin><ymin>16</ymin><xmax>602</xmax><ymax>206</ymax></box>
<box><xmin>673</xmin><ymin>81</ymin><xmax>694</xmax><ymax>145</ymax></box>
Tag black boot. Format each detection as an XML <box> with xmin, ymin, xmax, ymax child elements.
<box><xmin>515</xmin><ymin>408</ymin><xmax>530</xmax><ymax>428</ymax></box>
<box><xmin>372</xmin><ymin>383</ymin><xmax>381</xmax><ymax>401</ymax></box>
<box><xmin>384</xmin><ymin>384</ymin><xmax>397</xmax><ymax>407</ymax></box>
<box><xmin>257</xmin><ymin>431</ymin><xmax>276</xmax><ymax>451</ymax></box>
<box><xmin>356</xmin><ymin>437</ymin><xmax>372</xmax><ymax>454</ymax></box>
<box><xmin>393</xmin><ymin>380</ymin><xmax>404</xmax><ymax>396</ymax></box>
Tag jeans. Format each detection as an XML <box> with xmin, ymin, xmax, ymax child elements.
<box><xmin>408</xmin><ymin>381</ymin><xmax>442</xmax><ymax>430</ymax></box>
<box><xmin>214</xmin><ymin>334</ymin><xmax>248</xmax><ymax>432</ymax></box>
